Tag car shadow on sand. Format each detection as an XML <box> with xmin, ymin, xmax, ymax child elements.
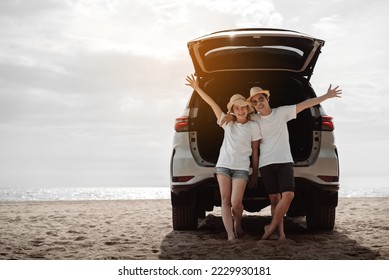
<box><xmin>159</xmin><ymin>213</ymin><xmax>379</xmax><ymax>260</ymax></box>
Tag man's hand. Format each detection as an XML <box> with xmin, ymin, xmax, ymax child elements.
<box><xmin>247</xmin><ymin>171</ymin><xmax>258</xmax><ymax>189</ymax></box>
<box><xmin>296</xmin><ymin>84</ymin><xmax>342</xmax><ymax>114</ymax></box>
<box><xmin>325</xmin><ymin>84</ymin><xmax>342</xmax><ymax>99</ymax></box>
<box><xmin>220</xmin><ymin>113</ymin><xmax>236</xmax><ymax>126</ymax></box>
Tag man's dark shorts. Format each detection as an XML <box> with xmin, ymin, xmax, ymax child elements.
<box><xmin>259</xmin><ymin>163</ymin><xmax>295</xmax><ymax>194</ymax></box>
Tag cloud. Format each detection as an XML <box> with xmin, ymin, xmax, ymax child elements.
<box><xmin>1</xmin><ymin>0</ymin><xmax>388</xmax><ymax>188</ymax></box>
<box><xmin>307</xmin><ymin>1</ymin><xmax>389</xmax><ymax>123</ymax></box>
<box><xmin>0</xmin><ymin>0</ymin><xmax>191</xmax><ymax>187</ymax></box>
<box><xmin>0</xmin><ymin>0</ymin><xmax>70</xmax><ymax>18</ymax></box>
<box><xmin>312</xmin><ymin>15</ymin><xmax>344</xmax><ymax>38</ymax></box>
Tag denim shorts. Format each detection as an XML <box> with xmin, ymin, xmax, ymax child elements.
<box><xmin>215</xmin><ymin>167</ymin><xmax>249</xmax><ymax>181</ymax></box>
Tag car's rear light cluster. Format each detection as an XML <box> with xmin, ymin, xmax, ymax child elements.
<box><xmin>321</xmin><ymin>116</ymin><xmax>334</xmax><ymax>131</ymax></box>
<box><xmin>317</xmin><ymin>175</ymin><xmax>339</xmax><ymax>182</ymax></box>
<box><xmin>174</xmin><ymin>116</ymin><xmax>189</xmax><ymax>132</ymax></box>
<box><xmin>172</xmin><ymin>176</ymin><xmax>194</xmax><ymax>182</ymax></box>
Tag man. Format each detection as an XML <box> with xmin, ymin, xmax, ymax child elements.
<box><xmin>223</xmin><ymin>84</ymin><xmax>342</xmax><ymax>240</ymax></box>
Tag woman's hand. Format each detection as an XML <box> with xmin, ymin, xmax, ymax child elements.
<box><xmin>185</xmin><ymin>74</ymin><xmax>200</xmax><ymax>91</ymax></box>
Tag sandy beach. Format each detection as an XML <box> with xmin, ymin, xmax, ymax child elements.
<box><xmin>0</xmin><ymin>197</ymin><xmax>388</xmax><ymax>260</ymax></box>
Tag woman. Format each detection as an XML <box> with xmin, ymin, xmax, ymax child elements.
<box><xmin>185</xmin><ymin>74</ymin><xmax>261</xmax><ymax>240</ymax></box>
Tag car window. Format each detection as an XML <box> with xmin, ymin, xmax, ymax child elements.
<box><xmin>190</xmin><ymin>34</ymin><xmax>322</xmax><ymax>73</ymax></box>
<box><xmin>203</xmin><ymin>45</ymin><xmax>306</xmax><ymax>71</ymax></box>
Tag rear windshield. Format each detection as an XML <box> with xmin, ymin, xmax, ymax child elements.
<box><xmin>196</xmin><ymin>36</ymin><xmax>317</xmax><ymax>72</ymax></box>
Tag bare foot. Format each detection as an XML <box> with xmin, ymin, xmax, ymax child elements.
<box><xmin>227</xmin><ymin>232</ymin><xmax>236</xmax><ymax>241</ymax></box>
<box><xmin>235</xmin><ymin>227</ymin><xmax>245</xmax><ymax>238</ymax></box>
<box><xmin>261</xmin><ymin>225</ymin><xmax>273</xmax><ymax>240</ymax></box>
<box><xmin>278</xmin><ymin>234</ymin><xmax>286</xmax><ymax>241</ymax></box>
<box><xmin>233</xmin><ymin>217</ymin><xmax>245</xmax><ymax>238</ymax></box>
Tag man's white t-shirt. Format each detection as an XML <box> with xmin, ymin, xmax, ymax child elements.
<box><xmin>216</xmin><ymin>113</ymin><xmax>262</xmax><ymax>171</ymax></box>
<box><xmin>253</xmin><ymin>105</ymin><xmax>296</xmax><ymax>168</ymax></box>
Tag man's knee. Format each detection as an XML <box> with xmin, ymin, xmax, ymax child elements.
<box><xmin>269</xmin><ymin>194</ymin><xmax>280</xmax><ymax>205</ymax></box>
<box><xmin>282</xmin><ymin>191</ymin><xmax>294</xmax><ymax>201</ymax></box>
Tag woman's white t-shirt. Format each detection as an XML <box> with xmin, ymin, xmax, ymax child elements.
<box><xmin>253</xmin><ymin>105</ymin><xmax>296</xmax><ymax>168</ymax></box>
<box><xmin>216</xmin><ymin>113</ymin><xmax>262</xmax><ymax>171</ymax></box>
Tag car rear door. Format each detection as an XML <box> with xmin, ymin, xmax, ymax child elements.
<box><xmin>187</xmin><ymin>28</ymin><xmax>325</xmax><ymax>80</ymax></box>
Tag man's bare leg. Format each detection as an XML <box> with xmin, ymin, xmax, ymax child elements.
<box><xmin>262</xmin><ymin>191</ymin><xmax>294</xmax><ymax>240</ymax></box>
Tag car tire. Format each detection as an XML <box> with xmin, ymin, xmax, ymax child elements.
<box><xmin>287</xmin><ymin>193</ymin><xmax>305</xmax><ymax>217</ymax></box>
<box><xmin>172</xmin><ymin>207</ymin><xmax>198</xmax><ymax>230</ymax></box>
<box><xmin>306</xmin><ymin>206</ymin><xmax>335</xmax><ymax>230</ymax></box>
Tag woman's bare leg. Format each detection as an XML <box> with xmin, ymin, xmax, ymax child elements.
<box><xmin>217</xmin><ymin>174</ymin><xmax>235</xmax><ymax>240</ymax></box>
<box><xmin>231</xmin><ymin>179</ymin><xmax>247</xmax><ymax>238</ymax></box>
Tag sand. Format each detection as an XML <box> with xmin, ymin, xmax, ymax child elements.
<box><xmin>0</xmin><ymin>197</ymin><xmax>388</xmax><ymax>260</ymax></box>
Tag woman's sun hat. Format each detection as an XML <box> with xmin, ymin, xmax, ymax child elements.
<box><xmin>247</xmin><ymin>86</ymin><xmax>270</xmax><ymax>102</ymax></box>
<box><xmin>227</xmin><ymin>94</ymin><xmax>253</xmax><ymax>113</ymax></box>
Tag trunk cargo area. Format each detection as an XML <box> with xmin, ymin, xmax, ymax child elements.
<box><xmin>189</xmin><ymin>73</ymin><xmax>316</xmax><ymax>165</ymax></box>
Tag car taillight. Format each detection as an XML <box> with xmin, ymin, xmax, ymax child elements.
<box><xmin>172</xmin><ymin>176</ymin><xmax>194</xmax><ymax>182</ymax></box>
<box><xmin>174</xmin><ymin>116</ymin><xmax>189</xmax><ymax>132</ymax></box>
<box><xmin>321</xmin><ymin>116</ymin><xmax>334</xmax><ymax>131</ymax></box>
<box><xmin>318</xmin><ymin>175</ymin><xmax>339</xmax><ymax>182</ymax></box>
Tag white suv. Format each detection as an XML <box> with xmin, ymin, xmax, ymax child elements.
<box><xmin>170</xmin><ymin>28</ymin><xmax>339</xmax><ymax>231</ymax></box>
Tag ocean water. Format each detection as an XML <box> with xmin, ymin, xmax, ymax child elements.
<box><xmin>339</xmin><ymin>177</ymin><xmax>389</xmax><ymax>198</ymax></box>
<box><xmin>0</xmin><ymin>182</ymin><xmax>388</xmax><ymax>202</ymax></box>
<box><xmin>0</xmin><ymin>187</ymin><xmax>170</xmax><ymax>201</ymax></box>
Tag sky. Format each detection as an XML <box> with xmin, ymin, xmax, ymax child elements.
<box><xmin>0</xmin><ymin>0</ymin><xmax>388</xmax><ymax>192</ymax></box>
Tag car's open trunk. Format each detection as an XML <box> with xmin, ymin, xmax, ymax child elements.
<box><xmin>189</xmin><ymin>73</ymin><xmax>316</xmax><ymax>165</ymax></box>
